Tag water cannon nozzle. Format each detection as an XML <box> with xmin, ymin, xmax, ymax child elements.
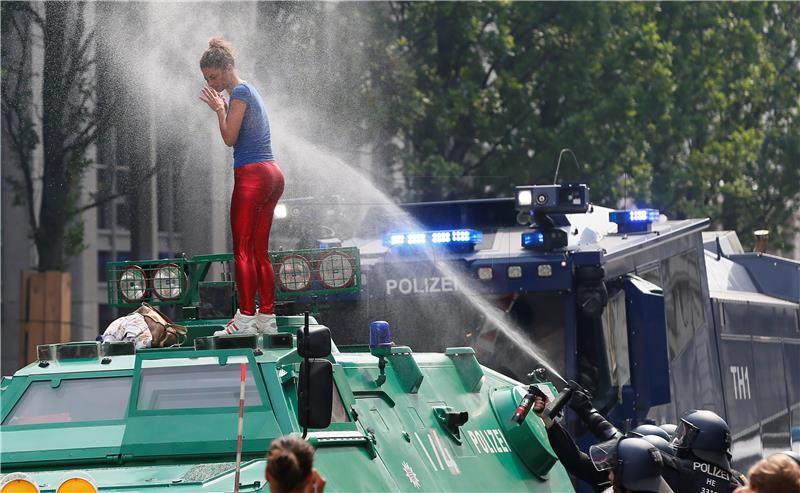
<box><xmin>544</xmin><ymin>380</ymin><xmax>588</xmax><ymax>420</ymax></box>
<box><xmin>528</xmin><ymin>367</ymin><xmax>548</xmax><ymax>383</ymax></box>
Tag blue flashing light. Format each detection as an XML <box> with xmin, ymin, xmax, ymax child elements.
<box><xmin>431</xmin><ymin>231</ymin><xmax>451</xmax><ymax>244</ymax></box>
<box><xmin>383</xmin><ymin>229</ymin><xmax>483</xmax><ymax>248</ymax></box>
<box><xmin>451</xmin><ymin>230</ymin><xmax>477</xmax><ymax>242</ymax></box>
<box><xmin>521</xmin><ymin>228</ymin><xmax>568</xmax><ymax>251</ymax></box>
<box><xmin>609</xmin><ymin>208</ymin><xmax>660</xmax><ymax>234</ymax></box>
<box><xmin>369</xmin><ymin>321</ymin><xmax>393</xmax><ymax>349</ymax></box>
<box><xmin>609</xmin><ymin>209</ymin><xmax>659</xmax><ymax>223</ymax></box>
<box><xmin>407</xmin><ymin>233</ymin><xmax>427</xmax><ymax>245</ymax></box>
<box><xmin>522</xmin><ymin>231</ymin><xmax>546</xmax><ymax>248</ymax></box>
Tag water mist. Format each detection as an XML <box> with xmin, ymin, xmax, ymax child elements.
<box><xmin>96</xmin><ymin>1</ymin><xmax>565</xmax><ymax>384</ymax></box>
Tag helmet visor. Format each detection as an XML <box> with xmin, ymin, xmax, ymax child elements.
<box><xmin>590</xmin><ymin>437</ymin><xmax>620</xmax><ymax>471</ymax></box>
<box><xmin>671</xmin><ymin>418</ymin><xmax>700</xmax><ymax>450</ymax></box>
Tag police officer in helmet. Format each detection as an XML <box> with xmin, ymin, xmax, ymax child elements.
<box><xmin>591</xmin><ymin>437</ymin><xmax>674</xmax><ymax>493</ymax></box>
<box><xmin>660</xmin><ymin>409</ymin><xmax>747</xmax><ymax>492</ymax></box>
<box><xmin>640</xmin><ymin>435</ymin><xmax>675</xmax><ymax>457</ymax></box>
<box><xmin>631</xmin><ymin>424</ymin><xmax>671</xmax><ymax>442</ymax></box>
<box><xmin>659</xmin><ymin>423</ymin><xmax>678</xmax><ymax>441</ymax></box>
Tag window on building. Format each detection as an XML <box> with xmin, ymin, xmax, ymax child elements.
<box><xmin>98</xmin><ymin>303</ymin><xmax>116</xmax><ymax>333</ymax></box>
<box><xmin>96</xmin><ymin>163</ymin><xmax>130</xmax><ymax>231</ymax></box>
<box><xmin>97</xmin><ymin>250</ymin><xmax>132</xmax><ymax>283</ymax></box>
<box><xmin>156</xmin><ymin>163</ymin><xmax>178</xmax><ymax>233</ymax></box>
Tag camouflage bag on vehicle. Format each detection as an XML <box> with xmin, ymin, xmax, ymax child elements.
<box><xmin>135</xmin><ymin>303</ymin><xmax>187</xmax><ymax>348</ymax></box>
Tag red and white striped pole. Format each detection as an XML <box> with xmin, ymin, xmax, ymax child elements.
<box><xmin>234</xmin><ymin>363</ymin><xmax>246</xmax><ymax>493</ymax></box>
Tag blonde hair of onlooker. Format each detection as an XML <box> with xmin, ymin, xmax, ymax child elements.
<box><xmin>199</xmin><ymin>36</ymin><xmax>235</xmax><ymax>70</ymax></box>
<box><xmin>266</xmin><ymin>436</ymin><xmax>315</xmax><ymax>493</ymax></box>
<box><xmin>746</xmin><ymin>453</ymin><xmax>800</xmax><ymax>493</ymax></box>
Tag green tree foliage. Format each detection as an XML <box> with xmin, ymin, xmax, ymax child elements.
<box><xmin>654</xmin><ymin>3</ymin><xmax>800</xmax><ymax>249</ymax></box>
<box><xmin>366</xmin><ymin>2</ymin><xmax>800</xmax><ymax>251</ymax></box>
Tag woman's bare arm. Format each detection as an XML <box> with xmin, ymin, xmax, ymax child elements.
<box><xmin>199</xmin><ymin>86</ymin><xmax>246</xmax><ymax>147</ymax></box>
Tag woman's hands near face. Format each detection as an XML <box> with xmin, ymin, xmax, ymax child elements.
<box><xmin>199</xmin><ymin>85</ymin><xmax>226</xmax><ymax>113</ymax></box>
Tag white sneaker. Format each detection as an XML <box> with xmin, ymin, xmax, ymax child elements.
<box><xmin>255</xmin><ymin>313</ymin><xmax>278</xmax><ymax>334</ymax></box>
<box><xmin>214</xmin><ymin>310</ymin><xmax>257</xmax><ymax>336</ymax></box>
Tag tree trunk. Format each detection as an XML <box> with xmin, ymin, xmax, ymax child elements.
<box><xmin>37</xmin><ymin>2</ymin><xmax>74</xmax><ymax>271</ymax></box>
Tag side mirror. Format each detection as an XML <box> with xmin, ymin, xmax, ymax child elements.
<box><xmin>297</xmin><ymin>326</ymin><xmax>331</xmax><ymax>358</ymax></box>
<box><xmin>298</xmin><ymin>359</ymin><xmax>333</xmax><ymax>429</ymax></box>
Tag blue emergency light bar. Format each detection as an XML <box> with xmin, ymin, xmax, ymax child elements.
<box><xmin>609</xmin><ymin>209</ymin><xmax>659</xmax><ymax>234</ymax></box>
<box><xmin>521</xmin><ymin>228</ymin><xmax>568</xmax><ymax>251</ymax></box>
<box><xmin>383</xmin><ymin>229</ymin><xmax>483</xmax><ymax>248</ymax></box>
<box><xmin>522</xmin><ymin>231</ymin><xmax>546</xmax><ymax>248</ymax></box>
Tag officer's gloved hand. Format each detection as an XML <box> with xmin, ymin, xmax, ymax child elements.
<box><xmin>533</xmin><ymin>396</ymin><xmax>554</xmax><ymax>429</ymax></box>
<box><xmin>569</xmin><ymin>390</ymin><xmax>594</xmax><ymax>418</ymax></box>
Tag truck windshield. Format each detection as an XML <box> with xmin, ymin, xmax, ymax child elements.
<box><xmin>3</xmin><ymin>377</ymin><xmax>132</xmax><ymax>426</ymax></box>
<box><xmin>137</xmin><ymin>363</ymin><xmax>262</xmax><ymax>410</ymax></box>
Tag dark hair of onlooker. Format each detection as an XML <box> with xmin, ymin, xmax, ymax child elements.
<box><xmin>266</xmin><ymin>436</ymin><xmax>315</xmax><ymax>493</ymax></box>
<box><xmin>745</xmin><ymin>453</ymin><xmax>800</xmax><ymax>493</ymax></box>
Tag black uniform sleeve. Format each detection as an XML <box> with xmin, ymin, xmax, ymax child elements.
<box><xmin>731</xmin><ymin>469</ymin><xmax>747</xmax><ymax>487</ymax></box>
<box><xmin>546</xmin><ymin>421</ymin><xmax>610</xmax><ymax>490</ymax></box>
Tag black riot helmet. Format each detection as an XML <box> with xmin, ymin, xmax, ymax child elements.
<box><xmin>641</xmin><ymin>435</ymin><xmax>675</xmax><ymax>456</ymax></box>
<box><xmin>591</xmin><ymin>437</ymin><xmax>673</xmax><ymax>493</ymax></box>
<box><xmin>631</xmin><ymin>424</ymin><xmax>671</xmax><ymax>442</ymax></box>
<box><xmin>618</xmin><ymin>438</ymin><xmax>674</xmax><ymax>493</ymax></box>
<box><xmin>659</xmin><ymin>423</ymin><xmax>678</xmax><ymax>440</ymax></box>
<box><xmin>671</xmin><ymin>410</ymin><xmax>732</xmax><ymax>470</ymax></box>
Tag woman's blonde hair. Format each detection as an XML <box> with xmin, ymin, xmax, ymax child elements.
<box><xmin>199</xmin><ymin>36</ymin><xmax>235</xmax><ymax>70</ymax></box>
<box><xmin>746</xmin><ymin>453</ymin><xmax>800</xmax><ymax>493</ymax></box>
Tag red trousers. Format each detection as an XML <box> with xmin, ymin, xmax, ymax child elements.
<box><xmin>231</xmin><ymin>161</ymin><xmax>285</xmax><ymax>315</ymax></box>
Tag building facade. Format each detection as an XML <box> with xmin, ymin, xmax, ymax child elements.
<box><xmin>1</xmin><ymin>3</ymin><xmax>231</xmax><ymax>375</ymax></box>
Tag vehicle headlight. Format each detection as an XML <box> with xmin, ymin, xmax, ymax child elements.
<box><xmin>151</xmin><ymin>263</ymin><xmax>185</xmax><ymax>300</ymax></box>
<box><xmin>0</xmin><ymin>473</ymin><xmax>39</xmax><ymax>493</ymax></box>
<box><xmin>277</xmin><ymin>255</ymin><xmax>312</xmax><ymax>292</ymax></box>
<box><xmin>56</xmin><ymin>476</ymin><xmax>97</xmax><ymax>493</ymax></box>
<box><xmin>274</xmin><ymin>203</ymin><xmax>288</xmax><ymax>219</ymax></box>
<box><xmin>507</xmin><ymin>265</ymin><xmax>523</xmax><ymax>279</ymax></box>
<box><xmin>318</xmin><ymin>252</ymin><xmax>355</xmax><ymax>289</ymax></box>
<box><xmin>517</xmin><ymin>189</ymin><xmax>533</xmax><ymax>207</ymax></box>
<box><xmin>118</xmin><ymin>265</ymin><xmax>147</xmax><ymax>302</ymax></box>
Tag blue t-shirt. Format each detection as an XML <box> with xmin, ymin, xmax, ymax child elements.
<box><xmin>229</xmin><ymin>81</ymin><xmax>274</xmax><ymax>168</ymax></box>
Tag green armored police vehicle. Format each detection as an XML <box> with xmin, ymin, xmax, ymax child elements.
<box><xmin>0</xmin><ymin>248</ymin><xmax>576</xmax><ymax>493</ymax></box>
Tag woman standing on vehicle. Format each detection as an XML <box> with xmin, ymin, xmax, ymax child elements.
<box><xmin>199</xmin><ymin>36</ymin><xmax>284</xmax><ymax>335</ymax></box>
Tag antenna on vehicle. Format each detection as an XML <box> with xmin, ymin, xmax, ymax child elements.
<box><xmin>553</xmin><ymin>148</ymin><xmax>581</xmax><ymax>184</ymax></box>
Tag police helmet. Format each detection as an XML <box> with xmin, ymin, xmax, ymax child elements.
<box><xmin>618</xmin><ymin>438</ymin><xmax>673</xmax><ymax>492</ymax></box>
<box><xmin>641</xmin><ymin>435</ymin><xmax>675</xmax><ymax>456</ymax></box>
<box><xmin>631</xmin><ymin>424</ymin><xmax>671</xmax><ymax>442</ymax></box>
<box><xmin>671</xmin><ymin>410</ymin><xmax>732</xmax><ymax>470</ymax></box>
<box><xmin>590</xmin><ymin>437</ymin><xmax>673</xmax><ymax>492</ymax></box>
<box><xmin>659</xmin><ymin>423</ymin><xmax>678</xmax><ymax>440</ymax></box>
